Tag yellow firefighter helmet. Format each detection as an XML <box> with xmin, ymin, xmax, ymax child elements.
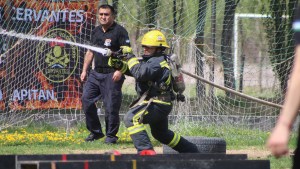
<box><xmin>141</xmin><ymin>30</ymin><xmax>169</xmax><ymax>48</ymax></box>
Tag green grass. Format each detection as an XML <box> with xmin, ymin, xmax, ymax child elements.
<box><xmin>0</xmin><ymin>123</ymin><xmax>297</xmax><ymax>169</ymax></box>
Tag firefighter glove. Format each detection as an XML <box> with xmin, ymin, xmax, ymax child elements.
<box><xmin>108</xmin><ymin>57</ymin><xmax>127</xmax><ymax>73</ymax></box>
<box><xmin>120</xmin><ymin>46</ymin><xmax>133</xmax><ymax>54</ymax></box>
<box><xmin>109</xmin><ymin>57</ymin><xmax>122</xmax><ymax>68</ymax></box>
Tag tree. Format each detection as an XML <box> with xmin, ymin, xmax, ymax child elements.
<box><xmin>172</xmin><ymin>0</ymin><xmax>184</xmax><ymax>34</ymax></box>
<box><xmin>195</xmin><ymin>0</ymin><xmax>207</xmax><ymax>99</ymax></box>
<box><xmin>112</xmin><ymin>0</ymin><xmax>119</xmax><ymax>12</ymax></box>
<box><xmin>264</xmin><ymin>0</ymin><xmax>297</xmax><ymax>94</ymax></box>
<box><xmin>145</xmin><ymin>0</ymin><xmax>159</xmax><ymax>28</ymax></box>
<box><xmin>220</xmin><ymin>0</ymin><xmax>240</xmax><ymax>96</ymax></box>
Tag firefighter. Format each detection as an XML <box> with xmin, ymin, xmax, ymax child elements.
<box><xmin>109</xmin><ymin>30</ymin><xmax>199</xmax><ymax>155</ymax></box>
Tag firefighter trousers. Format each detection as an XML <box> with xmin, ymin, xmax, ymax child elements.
<box><xmin>124</xmin><ymin>99</ymin><xmax>198</xmax><ymax>153</ymax></box>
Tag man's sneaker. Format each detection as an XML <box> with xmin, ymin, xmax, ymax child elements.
<box><xmin>104</xmin><ymin>137</ymin><xmax>118</xmax><ymax>144</ymax></box>
<box><xmin>85</xmin><ymin>133</ymin><xmax>104</xmax><ymax>142</ymax></box>
<box><xmin>139</xmin><ymin>149</ymin><xmax>156</xmax><ymax>156</ymax></box>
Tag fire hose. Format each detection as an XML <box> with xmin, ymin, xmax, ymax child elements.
<box><xmin>180</xmin><ymin>68</ymin><xmax>283</xmax><ymax>110</ymax></box>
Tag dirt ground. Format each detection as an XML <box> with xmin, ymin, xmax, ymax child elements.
<box><xmin>73</xmin><ymin>147</ymin><xmax>274</xmax><ymax>159</ymax></box>
<box><xmin>226</xmin><ymin>149</ymin><xmax>270</xmax><ymax>159</ymax></box>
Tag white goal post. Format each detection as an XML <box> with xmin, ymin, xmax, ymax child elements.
<box><xmin>233</xmin><ymin>13</ymin><xmax>269</xmax><ymax>86</ymax></box>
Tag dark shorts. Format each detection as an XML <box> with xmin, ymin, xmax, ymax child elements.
<box><xmin>293</xmin><ymin>127</ymin><xmax>300</xmax><ymax>169</ymax></box>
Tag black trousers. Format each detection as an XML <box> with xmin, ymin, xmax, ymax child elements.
<box><xmin>293</xmin><ymin>126</ymin><xmax>300</xmax><ymax>169</ymax></box>
<box><xmin>82</xmin><ymin>70</ymin><xmax>124</xmax><ymax>142</ymax></box>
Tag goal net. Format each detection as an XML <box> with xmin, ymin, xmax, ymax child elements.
<box><xmin>0</xmin><ymin>0</ymin><xmax>297</xmax><ymax>135</ymax></box>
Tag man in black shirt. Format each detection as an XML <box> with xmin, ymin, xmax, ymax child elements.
<box><xmin>267</xmin><ymin>6</ymin><xmax>300</xmax><ymax>169</ymax></box>
<box><xmin>80</xmin><ymin>4</ymin><xmax>130</xmax><ymax>144</ymax></box>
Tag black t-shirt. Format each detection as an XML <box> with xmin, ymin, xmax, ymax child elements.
<box><xmin>91</xmin><ymin>22</ymin><xmax>130</xmax><ymax>68</ymax></box>
<box><xmin>293</xmin><ymin>7</ymin><xmax>300</xmax><ymax>45</ymax></box>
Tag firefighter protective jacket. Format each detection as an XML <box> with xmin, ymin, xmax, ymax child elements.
<box><xmin>122</xmin><ymin>53</ymin><xmax>173</xmax><ymax>99</ymax></box>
